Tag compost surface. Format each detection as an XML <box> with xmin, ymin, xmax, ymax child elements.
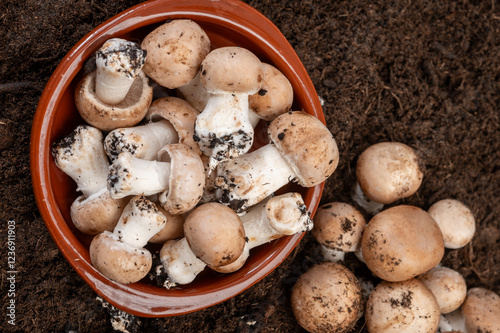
<box><xmin>1</xmin><ymin>0</ymin><xmax>498</xmax><ymax>332</ymax></box>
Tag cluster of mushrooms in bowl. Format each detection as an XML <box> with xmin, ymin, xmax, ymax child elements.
<box><xmin>31</xmin><ymin>0</ymin><xmax>332</xmax><ymax>317</ymax></box>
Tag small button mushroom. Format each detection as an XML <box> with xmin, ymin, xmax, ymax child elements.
<box><xmin>311</xmin><ymin>202</ymin><xmax>366</xmax><ymax>262</ymax></box>
<box><xmin>211</xmin><ymin>192</ymin><xmax>313</xmax><ymax>274</ymax></box>
<box><xmin>89</xmin><ymin>196</ymin><xmax>167</xmax><ymax>284</ymax></box>
<box><xmin>417</xmin><ymin>266</ymin><xmax>467</xmax><ymax>314</ymax></box>
<box><xmin>195</xmin><ymin>46</ymin><xmax>264</xmax><ymax>170</ymax></box>
<box><xmin>159</xmin><ymin>202</ymin><xmax>246</xmax><ymax>286</ymax></box>
<box><xmin>291</xmin><ymin>262</ymin><xmax>363</xmax><ymax>333</ymax></box>
<box><xmin>361</xmin><ymin>205</ymin><xmax>445</xmax><ymax>282</ymax></box>
<box><xmin>354</xmin><ymin>142</ymin><xmax>423</xmax><ymax>214</ymax></box>
<box><xmin>52</xmin><ymin>125</ymin><xmax>127</xmax><ymax>235</ymax></box>
<box><xmin>461</xmin><ymin>287</ymin><xmax>500</xmax><ymax>333</ymax></box>
<box><xmin>216</xmin><ymin>111</ymin><xmax>339</xmax><ymax>213</ymax></box>
<box><xmin>428</xmin><ymin>199</ymin><xmax>476</xmax><ymax>249</ymax></box>
<box><xmin>365</xmin><ymin>278</ymin><xmax>441</xmax><ymax>333</ymax></box>
<box><xmin>75</xmin><ymin>39</ymin><xmax>153</xmax><ymax>131</ymax></box>
<box><xmin>104</xmin><ymin>96</ymin><xmax>201</xmax><ymax>161</ymax></box>
<box><xmin>141</xmin><ymin>19</ymin><xmax>210</xmax><ymax>89</ymax></box>
<box><xmin>107</xmin><ymin>143</ymin><xmax>205</xmax><ymax>215</ymax></box>
<box><xmin>248</xmin><ymin>63</ymin><xmax>294</xmax><ymax>122</ymax></box>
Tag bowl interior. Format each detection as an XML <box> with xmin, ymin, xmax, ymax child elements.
<box><xmin>31</xmin><ymin>0</ymin><xmax>324</xmax><ymax>317</ymax></box>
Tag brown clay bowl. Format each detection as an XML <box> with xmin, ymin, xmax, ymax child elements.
<box><xmin>30</xmin><ymin>0</ymin><xmax>324</xmax><ymax>317</ymax></box>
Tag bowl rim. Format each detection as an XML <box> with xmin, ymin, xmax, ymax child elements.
<box><xmin>30</xmin><ymin>0</ymin><xmax>324</xmax><ymax>317</ymax></box>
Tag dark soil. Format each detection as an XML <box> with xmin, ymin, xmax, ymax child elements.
<box><xmin>1</xmin><ymin>0</ymin><xmax>499</xmax><ymax>332</ymax></box>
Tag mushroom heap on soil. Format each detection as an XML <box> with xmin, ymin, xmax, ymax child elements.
<box><xmin>52</xmin><ymin>18</ymin><xmax>339</xmax><ymax>287</ymax></box>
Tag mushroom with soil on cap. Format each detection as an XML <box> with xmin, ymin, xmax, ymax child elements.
<box><xmin>75</xmin><ymin>38</ymin><xmax>153</xmax><ymax>131</ymax></box>
<box><xmin>107</xmin><ymin>143</ymin><xmax>205</xmax><ymax>215</ymax></box>
<box><xmin>291</xmin><ymin>262</ymin><xmax>363</xmax><ymax>333</ymax></box>
<box><xmin>361</xmin><ymin>205</ymin><xmax>445</xmax><ymax>282</ymax></box>
<box><xmin>428</xmin><ymin>199</ymin><xmax>476</xmax><ymax>249</ymax></box>
<box><xmin>365</xmin><ymin>278</ymin><xmax>441</xmax><ymax>333</ymax></box>
<box><xmin>417</xmin><ymin>266</ymin><xmax>467</xmax><ymax>314</ymax></box>
<box><xmin>158</xmin><ymin>202</ymin><xmax>246</xmax><ymax>286</ymax></box>
<box><xmin>461</xmin><ymin>287</ymin><xmax>500</xmax><ymax>333</ymax></box>
<box><xmin>311</xmin><ymin>202</ymin><xmax>366</xmax><ymax>262</ymax></box>
<box><xmin>194</xmin><ymin>46</ymin><xmax>264</xmax><ymax>170</ymax></box>
<box><xmin>104</xmin><ymin>96</ymin><xmax>200</xmax><ymax>161</ymax></box>
<box><xmin>89</xmin><ymin>195</ymin><xmax>167</xmax><ymax>284</ymax></box>
<box><xmin>215</xmin><ymin>111</ymin><xmax>339</xmax><ymax>213</ymax></box>
<box><xmin>52</xmin><ymin>125</ymin><xmax>128</xmax><ymax>235</ymax></box>
<box><xmin>353</xmin><ymin>142</ymin><xmax>423</xmax><ymax>215</ymax></box>
<box><xmin>211</xmin><ymin>192</ymin><xmax>313</xmax><ymax>274</ymax></box>
<box><xmin>141</xmin><ymin>19</ymin><xmax>210</xmax><ymax>89</ymax></box>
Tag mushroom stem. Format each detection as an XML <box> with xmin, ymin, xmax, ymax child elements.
<box><xmin>351</xmin><ymin>180</ymin><xmax>384</xmax><ymax>215</ymax></box>
<box><xmin>95</xmin><ymin>38</ymin><xmax>146</xmax><ymax>105</ymax></box>
<box><xmin>159</xmin><ymin>237</ymin><xmax>206</xmax><ymax>285</ymax></box>
<box><xmin>319</xmin><ymin>245</ymin><xmax>346</xmax><ymax>262</ymax></box>
<box><xmin>104</xmin><ymin>119</ymin><xmax>179</xmax><ymax>161</ymax></box>
<box><xmin>52</xmin><ymin>125</ymin><xmax>109</xmax><ymax>198</ymax></box>
<box><xmin>112</xmin><ymin>196</ymin><xmax>167</xmax><ymax>248</ymax></box>
<box><xmin>195</xmin><ymin>92</ymin><xmax>254</xmax><ymax>171</ymax></box>
<box><xmin>108</xmin><ymin>152</ymin><xmax>171</xmax><ymax>199</ymax></box>
<box><xmin>215</xmin><ymin>144</ymin><xmax>295</xmax><ymax>213</ymax></box>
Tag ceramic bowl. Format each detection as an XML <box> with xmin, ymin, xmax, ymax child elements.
<box><xmin>30</xmin><ymin>0</ymin><xmax>324</xmax><ymax>317</ymax></box>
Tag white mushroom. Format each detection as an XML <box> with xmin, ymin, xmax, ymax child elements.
<box><xmin>354</xmin><ymin>142</ymin><xmax>423</xmax><ymax>214</ymax></box>
<box><xmin>107</xmin><ymin>143</ymin><xmax>205</xmax><ymax>214</ymax></box>
<box><xmin>89</xmin><ymin>195</ymin><xmax>167</xmax><ymax>284</ymax></box>
<box><xmin>75</xmin><ymin>39</ymin><xmax>153</xmax><ymax>131</ymax></box>
<box><xmin>365</xmin><ymin>278</ymin><xmax>441</xmax><ymax>333</ymax></box>
<box><xmin>215</xmin><ymin>111</ymin><xmax>339</xmax><ymax>213</ymax></box>
<box><xmin>461</xmin><ymin>287</ymin><xmax>500</xmax><ymax>333</ymax></box>
<box><xmin>95</xmin><ymin>38</ymin><xmax>147</xmax><ymax>105</ymax></box>
<box><xmin>211</xmin><ymin>192</ymin><xmax>313</xmax><ymax>274</ymax></box>
<box><xmin>195</xmin><ymin>46</ymin><xmax>264</xmax><ymax>170</ymax></box>
<box><xmin>52</xmin><ymin>125</ymin><xmax>127</xmax><ymax>235</ymax></box>
<box><xmin>104</xmin><ymin>96</ymin><xmax>200</xmax><ymax>161</ymax></box>
<box><xmin>311</xmin><ymin>202</ymin><xmax>366</xmax><ymax>262</ymax></box>
<box><xmin>428</xmin><ymin>199</ymin><xmax>476</xmax><ymax>249</ymax></box>
<box><xmin>417</xmin><ymin>266</ymin><xmax>467</xmax><ymax>314</ymax></box>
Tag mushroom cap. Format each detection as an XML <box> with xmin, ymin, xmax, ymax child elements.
<box><xmin>361</xmin><ymin>205</ymin><xmax>445</xmax><ymax>282</ymax></box>
<box><xmin>428</xmin><ymin>199</ymin><xmax>476</xmax><ymax>249</ymax></box>
<box><xmin>75</xmin><ymin>71</ymin><xmax>153</xmax><ymax>131</ymax></box>
<box><xmin>462</xmin><ymin>287</ymin><xmax>500</xmax><ymax>333</ymax></box>
<box><xmin>89</xmin><ymin>231</ymin><xmax>152</xmax><ymax>284</ymax></box>
<box><xmin>145</xmin><ymin>96</ymin><xmax>201</xmax><ymax>155</ymax></box>
<box><xmin>356</xmin><ymin>142</ymin><xmax>423</xmax><ymax>204</ymax></box>
<box><xmin>183</xmin><ymin>202</ymin><xmax>245</xmax><ymax>267</ymax></box>
<box><xmin>417</xmin><ymin>266</ymin><xmax>467</xmax><ymax>314</ymax></box>
<box><xmin>312</xmin><ymin>202</ymin><xmax>366</xmax><ymax>252</ymax></box>
<box><xmin>248</xmin><ymin>63</ymin><xmax>294</xmax><ymax>121</ymax></box>
<box><xmin>141</xmin><ymin>19</ymin><xmax>210</xmax><ymax>89</ymax></box>
<box><xmin>149</xmin><ymin>205</ymin><xmax>185</xmax><ymax>244</ymax></box>
<box><xmin>291</xmin><ymin>262</ymin><xmax>362</xmax><ymax>333</ymax></box>
<box><xmin>200</xmin><ymin>46</ymin><xmax>264</xmax><ymax>94</ymax></box>
<box><xmin>70</xmin><ymin>189</ymin><xmax>129</xmax><ymax>235</ymax></box>
<box><xmin>365</xmin><ymin>278</ymin><xmax>441</xmax><ymax>333</ymax></box>
<box><xmin>268</xmin><ymin>111</ymin><xmax>339</xmax><ymax>187</ymax></box>
<box><xmin>157</xmin><ymin>143</ymin><xmax>205</xmax><ymax>214</ymax></box>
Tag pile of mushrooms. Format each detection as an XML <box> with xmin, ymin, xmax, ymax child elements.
<box><xmin>52</xmin><ymin>19</ymin><xmax>339</xmax><ymax>286</ymax></box>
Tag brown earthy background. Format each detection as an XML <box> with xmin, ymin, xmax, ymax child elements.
<box><xmin>1</xmin><ymin>0</ymin><xmax>498</xmax><ymax>332</ymax></box>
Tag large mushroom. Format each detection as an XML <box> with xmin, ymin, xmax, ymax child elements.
<box><xmin>194</xmin><ymin>46</ymin><xmax>264</xmax><ymax>170</ymax></box>
<box><xmin>89</xmin><ymin>195</ymin><xmax>167</xmax><ymax>284</ymax></box>
<box><xmin>52</xmin><ymin>125</ymin><xmax>128</xmax><ymax>235</ymax></box>
<box><xmin>141</xmin><ymin>19</ymin><xmax>210</xmax><ymax>89</ymax></box>
<box><xmin>75</xmin><ymin>38</ymin><xmax>153</xmax><ymax>131</ymax></box>
<box><xmin>215</xmin><ymin>111</ymin><xmax>339</xmax><ymax>213</ymax></box>
<box><xmin>361</xmin><ymin>205</ymin><xmax>444</xmax><ymax>282</ymax></box>
<box><xmin>365</xmin><ymin>278</ymin><xmax>441</xmax><ymax>333</ymax></box>
<box><xmin>107</xmin><ymin>143</ymin><xmax>205</xmax><ymax>214</ymax></box>
<box><xmin>104</xmin><ymin>96</ymin><xmax>200</xmax><ymax>161</ymax></box>
<box><xmin>291</xmin><ymin>262</ymin><xmax>363</xmax><ymax>333</ymax></box>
